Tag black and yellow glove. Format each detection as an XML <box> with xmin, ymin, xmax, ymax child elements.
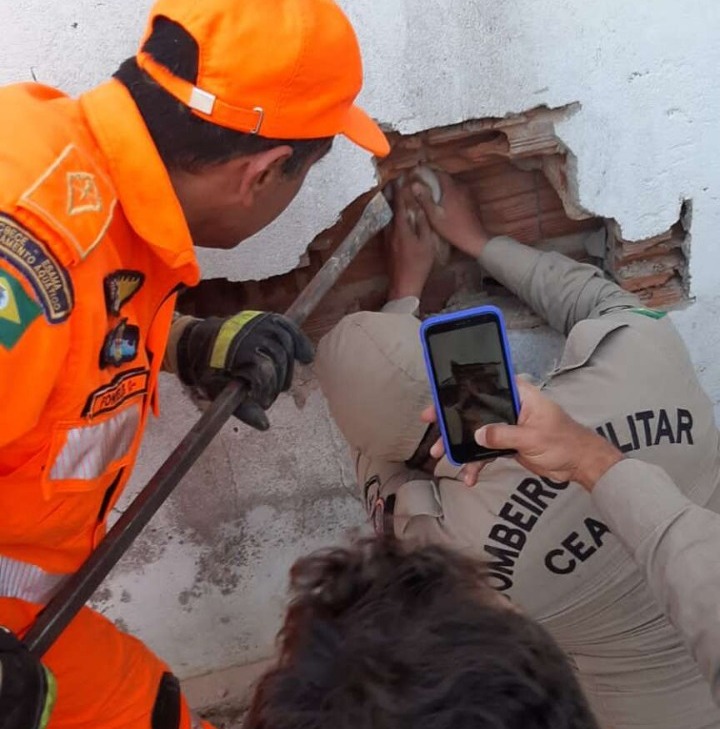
<box><xmin>175</xmin><ymin>311</ymin><xmax>314</xmax><ymax>431</ymax></box>
<box><xmin>0</xmin><ymin>627</ymin><xmax>56</xmax><ymax>729</ymax></box>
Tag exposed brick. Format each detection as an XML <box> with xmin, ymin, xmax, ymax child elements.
<box><xmin>615</xmin><ymin>251</ymin><xmax>685</xmax><ymax>292</ymax></box>
<box><xmin>615</xmin><ymin>239</ymin><xmax>681</xmax><ymax>265</ymax></box>
<box><xmin>537</xmin><ymin>183</ymin><xmax>566</xmax><ymax>213</ymax></box>
<box><xmin>457</xmin><ymin>137</ymin><xmax>512</xmax><ymax>164</ymax></box>
<box><xmin>484</xmin><ymin>217</ymin><xmax>543</xmax><ymax>245</ymax></box>
<box><xmin>425</xmin><ymin>124</ymin><xmax>477</xmax><ymax>145</ymax></box>
<box><xmin>466</xmin><ymin>164</ymin><xmax>538</xmax><ymax>203</ymax></box>
<box><xmin>481</xmin><ymin>191</ymin><xmax>545</xmax><ymax>227</ymax></box>
<box><xmin>178</xmin><ymin>113</ymin><xmax>690</xmax><ymax>336</ymax></box>
<box><xmin>423</xmin><ymin>154</ymin><xmax>477</xmax><ymax>175</ymax></box>
<box><xmin>637</xmin><ymin>278</ymin><xmax>686</xmax><ymax>309</ymax></box>
<box><xmin>539</xmin><ymin>211</ymin><xmax>600</xmax><ymax>241</ymax></box>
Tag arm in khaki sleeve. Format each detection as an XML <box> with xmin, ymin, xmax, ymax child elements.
<box><xmin>380</xmin><ymin>296</ymin><xmax>420</xmax><ymax>316</ymax></box>
<box><xmin>478</xmin><ymin>236</ymin><xmax>640</xmax><ymax>335</ymax></box>
<box><xmin>161</xmin><ymin>314</ymin><xmax>198</xmax><ymax>374</ymax></box>
<box><xmin>592</xmin><ymin>458</ymin><xmax>720</xmax><ymax>705</ymax></box>
<box><xmin>0</xmin><ymin>271</ymin><xmax>70</xmax><ymax>448</ymax></box>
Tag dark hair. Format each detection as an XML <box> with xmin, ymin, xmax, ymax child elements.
<box><xmin>244</xmin><ymin>538</ymin><xmax>599</xmax><ymax>729</ymax></box>
<box><xmin>114</xmin><ymin>18</ymin><xmax>332</xmax><ymax>173</ymax></box>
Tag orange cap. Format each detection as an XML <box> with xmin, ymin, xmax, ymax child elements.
<box><xmin>136</xmin><ymin>0</ymin><xmax>390</xmax><ymax>157</ymax></box>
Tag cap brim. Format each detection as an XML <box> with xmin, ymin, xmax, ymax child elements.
<box><xmin>342</xmin><ymin>104</ymin><xmax>391</xmax><ymax>157</ymax></box>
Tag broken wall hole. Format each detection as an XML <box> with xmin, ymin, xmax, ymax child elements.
<box><xmin>178</xmin><ymin>108</ymin><xmax>691</xmax><ymax>338</ymax></box>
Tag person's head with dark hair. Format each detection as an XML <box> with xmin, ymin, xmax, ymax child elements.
<box><xmin>245</xmin><ymin>537</ymin><xmax>599</xmax><ymax>729</ymax></box>
<box><xmin>113</xmin><ymin>0</ymin><xmax>389</xmax><ymax>249</ymax></box>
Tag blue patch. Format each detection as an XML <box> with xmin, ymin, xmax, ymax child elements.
<box><xmin>0</xmin><ymin>215</ymin><xmax>74</xmax><ymax>323</ymax></box>
<box><xmin>100</xmin><ymin>318</ymin><xmax>140</xmax><ymax>368</ymax></box>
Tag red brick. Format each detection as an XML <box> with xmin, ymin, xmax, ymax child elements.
<box><xmin>484</xmin><ymin>216</ymin><xmax>542</xmax><ymax>245</ymax></box>
<box><xmin>539</xmin><ymin>211</ymin><xmax>600</xmax><ymax>241</ymax></box>
<box><xmin>615</xmin><ymin>240</ymin><xmax>681</xmax><ymax>265</ymax></box>
<box><xmin>637</xmin><ymin>278</ymin><xmax>686</xmax><ymax>309</ymax></box>
<box><xmin>177</xmin><ymin>117</ymin><xmax>689</xmax><ymax>333</ymax></box>
<box><xmin>536</xmin><ymin>181</ymin><xmax>566</xmax><ymax>213</ymax></box>
<box><xmin>467</xmin><ymin>165</ymin><xmax>538</xmax><ymax>203</ymax></box>
<box><xmin>480</xmin><ymin>191</ymin><xmax>543</xmax><ymax>227</ymax></box>
<box><xmin>425</xmin><ymin>154</ymin><xmax>479</xmax><ymax>175</ymax></box>
<box><xmin>425</xmin><ymin>124</ymin><xmax>474</xmax><ymax>145</ymax></box>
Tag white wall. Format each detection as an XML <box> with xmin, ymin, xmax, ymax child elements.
<box><xmin>3</xmin><ymin>0</ymin><xmax>720</xmax><ymax>680</ymax></box>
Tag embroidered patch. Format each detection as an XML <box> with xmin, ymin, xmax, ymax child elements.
<box><xmin>83</xmin><ymin>368</ymin><xmax>149</xmax><ymax>418</ymax></box>
<box><xmin>0</xmin><ymin>271</ymin><xmax>41</xmax><ymax>349</ymax></box>
<box><xmin>19</xmin><ymin>144</ymin><xmax>117</xmax><ymax>262</ymax></box>
<box><xmin>0</xmin><ymin>215</ymin><xmax>74</xmax><ymax>323</ymax></box>
<box><xmin>104</xmin><ymin>270</ymin><xmax>145</xmax><ymax>316</ymax></box>
<box><xmin>67</xmin><ymin>172</ymin><xmax>103</xmax><ymax>215</ymax></box>
<box><xmin>100</xmin><ymin>318</ymin><xmax>140</xmax><ymax>368</ymax></box>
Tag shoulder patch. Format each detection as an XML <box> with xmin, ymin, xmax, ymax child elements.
<box><xmin>0</xmin><ymin>215</ymin><xmax>74</xmax><ymax>323</ymax></box>
<box><xmin>18</xmin><ymin>144</ymin><xmax>117</xmax><ymax>263</ymax></box>
<box><xmin>0</xmin><ymin>270</ymin><xmax>41</xmax><ymax>349</ymax></box>
<box><xmin>629</xmin><ymin>307</ymin><xmax>667</xmax><ymax>320</ymax></box>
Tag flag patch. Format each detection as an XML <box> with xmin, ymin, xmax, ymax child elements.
<box><xmin>0</xmin><ymin>272</ymin><xmax>41</xmax><ymax>349</ymax></box>
<box><xmin>0</xmin><ymin>215</ymin><xmax>74</xmax><ymax>323</ymax></box>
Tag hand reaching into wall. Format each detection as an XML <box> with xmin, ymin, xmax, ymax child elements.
<box><xmin>385</xmin><ymin>183</ymin><xmax>438</xmax><ymax>300</ymax></box>
<box><xmin>411</xmin><ymin>169</ymin><xmax>490</xmax><ymax>259</ymax></box>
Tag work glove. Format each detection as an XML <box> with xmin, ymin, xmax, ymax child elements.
<box><xmin>0</xmin><ymin>627</ymin><xmax>56</xmax><ymax>729</ymax></box>
<box><xmin>175</xmin><ymin>311</ymin><xmax>314</xmax><ymax>431</ymax></box>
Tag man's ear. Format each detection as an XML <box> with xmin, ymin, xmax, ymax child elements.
<box><xmin>229</xmin><ymin>145</ymin><xmax>294</xmax><ymax>206</ymax></box>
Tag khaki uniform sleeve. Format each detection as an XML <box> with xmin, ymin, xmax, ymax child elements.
<box><xmin>593</xmin><ymin>459</ymin><xmax>720</xmax><ymax>705</ymax></box>
<box><xmin>478</xmin><ymin>236</ymin><xmax>640</xmax><ymax>335</ymax></box>
<box><xmin>380</xmin><ymin>296</ymin><xmax>420</xmax><ymax>316</ymax></box>
<box><xmin>161</xmin><ymin>314</ymin><xmax>198</xmax><ymax>374</ymax></box>
<box><xmin>0</xmin><ymin>263</ymin><xmax>70</xmax><ymax>447</ymax></box>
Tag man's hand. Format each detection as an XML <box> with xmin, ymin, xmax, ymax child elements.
<box><xmin>386</xmin><ymin>184</ymin><xmax>437</xmax><ymax>301</ymax></box>
<box><xmin>175</xmin><ymin>312</ymin><xmax>314</xmax><ymax>431</ymax></box>
<box><xmin>424</xmin><ymin>379</ymin><xmax>623</xmax><ymax>490</ymax></box>
<box><xmin>0</xmin><ymin>627</ymin><xmax>56</xmax><ymax>729</ymax></box>
<box><xmin>411</xmin><ymin>170</ymin><xmax>489</xmax><ymax>258</ymax></box>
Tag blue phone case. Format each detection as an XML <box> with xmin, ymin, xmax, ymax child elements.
<box><xmin>419</xmin><ymin>305</ymin><xmax>521</xmax><ymax>467</ymax></box>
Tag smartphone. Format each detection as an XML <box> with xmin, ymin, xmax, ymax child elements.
<box><xmin>420</xmin><ymin>305</ymin><xmax>521</xmax><ymax>466</ymax></box>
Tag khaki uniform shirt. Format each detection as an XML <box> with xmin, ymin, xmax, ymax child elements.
<box><xmin>353</xmin><ymin>237</ymin><xmax>720</xmax><ymax>728</ymax></box>
<box><xmin>593</xmin><ymin>458</ymin><xmax>720</xmax><ymax>708</ymax></box>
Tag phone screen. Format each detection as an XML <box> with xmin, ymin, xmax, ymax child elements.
<box><xmin>424</xmin><ymin>312</ymin><xmax>519</xmax><ymax>463</ymax></box>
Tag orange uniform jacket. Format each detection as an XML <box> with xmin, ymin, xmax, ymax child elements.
<box><xmin>0</xmin><ymin>78</ymin><xmax>200</xmax><ymax>597</ymax></box>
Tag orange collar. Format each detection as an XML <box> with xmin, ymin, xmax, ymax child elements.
<box><xmin>80</xmin><ymin>80</ymin><xmax>200</xmax><ymax>285</ymax></box>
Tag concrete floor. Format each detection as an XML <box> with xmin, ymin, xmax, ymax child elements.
<box><xmin>198</xmin><ymin>706</ymin><xmax>247</xmax><ymax>729</ymax></box>
<box><xmin>183</xmin><ymin>658</ymin><xmax>272</xmax><ymax>729</ymax></box>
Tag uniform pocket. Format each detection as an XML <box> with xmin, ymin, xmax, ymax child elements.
<box><xmin>41</xmin><ymin>402</ymin><xmax>141</xmax><ymax>499</ymax></box>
